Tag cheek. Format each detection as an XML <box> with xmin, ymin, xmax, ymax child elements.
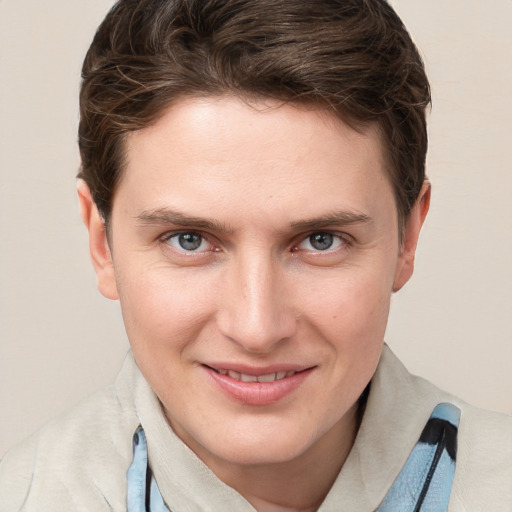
<box><xmin>298</xmin><ymin>266</ymin><xmax>393</xmax><ymax>390</ymax></box>
<box><xmin>115</xmin><ymin>267</ymin><xmax>218</xmax><ymax>400</ymax></box>
<box><xmin>299</xmin><ymin>266</ymin><xmax>393</xmax><ymax>336</ymax></box>
<box><xmin>115</xmin><ymin>264</ymin><xmax>216</xmax><ymax>352</ymax></box>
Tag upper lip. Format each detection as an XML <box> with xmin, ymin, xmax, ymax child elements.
<box><xmin>202</xmin><ymin>362</ymin><xmax>314</xmax><ymax>376</ymax></box>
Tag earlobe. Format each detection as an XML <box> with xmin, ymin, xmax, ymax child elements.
<box><xmin>77</xmin><ymin>180</ymin><xmax>119</xmax><ymax>300</ymax></box>
<box><xmin>392</xmin><ymin>181</ymin><xmax>431</xmax><ymax>292</ymax></box>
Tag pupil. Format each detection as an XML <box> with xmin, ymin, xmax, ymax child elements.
<box><xmin>179</xmin><ymin>233</ymin><xmax>202</xmax><ymax>251</ymax></box>
<box><xmin>310</xmin><ymin>233</ymin><xmax>333</xmax><ymax>250</ymax></box>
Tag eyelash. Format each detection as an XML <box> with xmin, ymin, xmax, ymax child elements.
<box><xmin>160</xmin><ymin>231</ymin><xmax>218</xmax><ymax>255</ymax></box>
<box><xmin>293</xmin><ymin>232</ymin><xmax>352</xmax><ymax>254</ymax></box>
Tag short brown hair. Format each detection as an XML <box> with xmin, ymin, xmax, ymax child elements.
<box><xmin>78</xmin><ymin>0</ymin><xmax>430</xmax><ymax>229</ymax></box>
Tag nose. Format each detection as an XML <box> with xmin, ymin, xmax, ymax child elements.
<box><xmin>216</xmin><ymin>250</ymin><xmax>297</xmax><ymax>354</ymax></box>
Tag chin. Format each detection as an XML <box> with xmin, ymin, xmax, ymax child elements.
<box><xmin>212</xmin><ymin>434</ymin><xmax>312</xmax><ymax>466</ymax></box>
<box><xmin>190</xmin><ymin>414</ymin><xmax>332</xmax><ymax>468</ymax></box>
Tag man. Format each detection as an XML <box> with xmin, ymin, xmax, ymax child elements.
<box><xmin>0</xmin><ymin>0</ymin><xmax>510</xmax><ymax>510</ymax></box>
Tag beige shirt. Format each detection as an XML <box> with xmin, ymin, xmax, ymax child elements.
<box><xmin>1</xmin><ymin>345</ymin><xmax>511</xmax><ymax>511</ymax></box>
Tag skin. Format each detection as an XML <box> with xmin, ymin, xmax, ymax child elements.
<box><xmin>79</xmin><ymin>96</ymin><xmax>430</xmax><ymax>512</ymax></box>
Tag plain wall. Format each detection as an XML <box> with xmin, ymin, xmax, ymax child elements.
<box><xmin>1</xmin><ymin>0</ymin><xmax>511</xmax><ymax>457</ymax></box>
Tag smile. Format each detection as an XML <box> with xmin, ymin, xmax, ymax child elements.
<box><xmin>203</xmin><ymin>364</ymin><xmax>314</xmax><ymax>406</ymax></box>
<box><xmin>212</xmin><ymin>368</ymin><xmax>297</xmax><ymax>383</ymax></box>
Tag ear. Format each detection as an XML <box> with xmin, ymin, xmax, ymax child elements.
<box><xmin>392</xmin><ymin>181</ymin><xmax>431</xmax><ymax>292</ymax></box>
<box><xmin>77</xmin><ymin>180</ymin><xmax>119</xmax><ymax>300</ymax></box>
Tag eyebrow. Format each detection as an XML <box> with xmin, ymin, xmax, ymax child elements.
<box><xmin>288</xmin><ymin>211</ymin><xmax>372</xmax><ymax>232</ymax></box>
<box><xmin>136</xmin><ymin>207</ymin><xmax>371</xmax><ymax>234</ymax></box>
<box><xmin>136</xmin><ymin>208</ymin><xmax>233</xmax><ymax>233</ymax></box>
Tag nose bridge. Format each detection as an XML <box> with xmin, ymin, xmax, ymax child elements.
<box><xmin>218</xmin><ymin>246</ymin><xmax>296</xmax><ymax>353</ymax></box>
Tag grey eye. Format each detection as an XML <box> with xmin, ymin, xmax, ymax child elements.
<box><xmin>178</xmin><ymin>233</ymin><xmax>203</xmax><ymax>251</ymax></box>
<box><xmin>164</xmin><ymin>231</ymin><xmax>214</xmax><ymax>254</ymax></box>
<box><xmin>309</xmin><ymin>233</ymin><xmax>334</xmax><ymax>250</ymax></box>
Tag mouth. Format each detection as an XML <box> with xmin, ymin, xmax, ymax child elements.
<box><xmin>209</xmin><ymin>367</ymin><xmax>298</xmax><ymax>383</ymax></box>
<box><xmin>202</xmin><ymin>364</ymin><xmax>315</xmax><ymax>405</ymax></box>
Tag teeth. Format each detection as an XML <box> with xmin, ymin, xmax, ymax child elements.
<box><xmin>217</xmin><ymin>368</ymin><xmax>297</xmax><ymax>382</ymax></box>
<box><xmin>241</xmin><ymin>373</ymin><xmax>258</xmax><ymax>382</ymax></box>
<box><xmin>257</xmin><ymin>373</ymin><xmax>277</xmax><ymax>383</ymax></box>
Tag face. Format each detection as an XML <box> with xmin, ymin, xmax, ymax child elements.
<box><xmin>81</xmin><ymin>96</ymin><xmax>428</xmax><ymax>471</ymax></box>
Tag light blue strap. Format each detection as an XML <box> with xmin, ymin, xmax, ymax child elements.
<box><xmin>127</xmin><ymin>426</ymin><xmax>171</xmax><ymax>512</ymax></box>
<box><xmin>377</xmin><ymin>402</ymin><xmax>461</xmax><ymax>512</ymax></box>
<box><xmin>149</xmin><ymin>471</ymin><xmax>172</xmax><ymax>511</ymax></box>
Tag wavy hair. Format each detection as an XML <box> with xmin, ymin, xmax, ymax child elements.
<box><xmin>78</xmin><ymin>0</ymin><xmax>430</xmax><ymax>230</ymax></box>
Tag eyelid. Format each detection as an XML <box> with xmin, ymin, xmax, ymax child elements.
<box><xmin>293</xmin><ymin>230</ymin><xmax>353</xmax><ymax>252</ymax></box>
<box><xmin>160</xmin><ymin>230</ymin><xmax>219</xmax><ymax>254</ymax></box>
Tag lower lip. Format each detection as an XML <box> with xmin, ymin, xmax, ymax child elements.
<box><xmin>204</xmin><ymin>366</ymin><xmax>314</xmax><ymax>406</ymax></box>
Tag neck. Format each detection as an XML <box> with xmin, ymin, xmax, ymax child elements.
<box><xmin>200</xmin><ymin>403</ymin><xmax>359</xmax><ymax>512</ymax></box>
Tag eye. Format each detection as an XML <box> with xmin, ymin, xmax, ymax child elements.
<box><xmin>296</xmin><ymin>232</ymin><xmax>346</xmax><ymax>252</ymax></box>
<box><xmin>164</xmin><ymin>232</ymin><xmax>213</xmax><ymax>253</ymax></box>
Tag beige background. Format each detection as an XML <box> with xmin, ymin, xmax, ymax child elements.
<box><xmin>0</xmin><ymin>0</ymin><xmax>511</xmax><ymax>457</ymax></box>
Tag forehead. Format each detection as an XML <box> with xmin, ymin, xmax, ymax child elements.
<box><xmin>115</xmin><ymin>96</ymin><xmax>395</xmax><ymax>230</ymax></box>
